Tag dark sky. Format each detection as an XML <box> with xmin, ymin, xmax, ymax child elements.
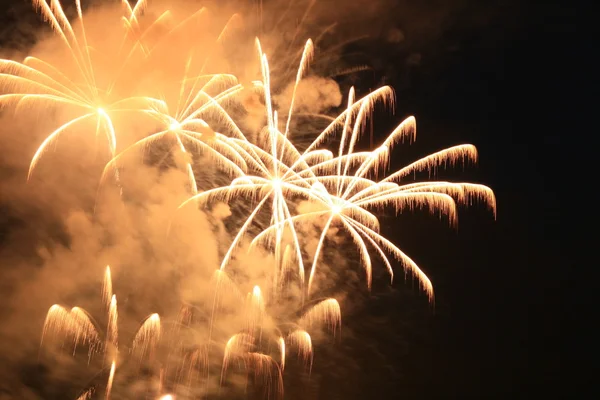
<box><xmin>341</xmin><ymin>2</ymin><xmax>578</xmax><ymax>398</ymax></box>
<box><xmin>0</xmin><ymin>0</ymin><xmax>578</xmax><ymax>399</ymax></box>
<box><xmin>333</xmin><ymin>1</ymin><xmax>577</xmax><ymax>398</ymax></box>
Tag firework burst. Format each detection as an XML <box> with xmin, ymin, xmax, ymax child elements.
<box><xmin>0</xmin><ymin>0</ymin><xmax>173</xmax><ymax>179</ymax></box>
<box><xmin>169</xmin><ymin>271</ymin><xmax>340</xmax><ymax>399</ymax></box>
<box><xmin>179</xmin><ymin>38</ymin><xmax>496</xmax><ymax>302</ymax></box>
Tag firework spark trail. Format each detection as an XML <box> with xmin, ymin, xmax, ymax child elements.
<box><xmin>0</xmin><ymin>0</ymin><xmax>167</xmax><ymax>180</ymax></box>
<box><xmin>102</xmin><ymin>266</ymin><xmax>113</xmax><ymax>311</ymax></box>
<box><xmin>106</xmin><ymin>359</ymin><xmax>116</xmax><ymax>399</ymax></box>
<box><xmin>107</xmin><ymin>295</ymin><xmax>118</xmax><ymax>354</ymax></box>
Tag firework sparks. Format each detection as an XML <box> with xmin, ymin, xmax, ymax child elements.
<box><xmin>0</xmin><ymin>1</ymin><xmax>497</xmax><ymax>398</ymax></box>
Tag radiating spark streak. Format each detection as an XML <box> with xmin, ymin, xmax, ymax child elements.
<box><xmin>102</xmin><ymin>266</ymin><xmax>113</xmax><ymax>311</ymax></box>
<box><xmin>32</xmin><ymin>0</ymin><xmax>92</xmax><ymax>86</ymax></box>
<box><xmin>382</xmin><ymin>144</ymin><xmax>479</xmax><ymax>182</ymax></box>
<box><xmin>28</xmin><ymin>113</ymin><xmax>94</xmax><ymax>180</ymax></box>
<box><xmin>106</xmin><ymin>360</ymin><xmax>116</xmax><ymax>399</ymax></box>
<box><xmin>74</xmin><ymin>0</ymin><xmax>94</xmax><ymax>83</ymax></box>
<box><xmin>301</xmin><ymin>86</ymin><xmax>395</xmax><ymax>154</ymax></box>
<box><xmin>278</xmin><ymin>337</ymin><xmax>285</xmax><ymax>370</ymax></box>
<box><xmin>246</xmin><ymin>286</ymin><xmax>265</xmax><ymax>338</ymax></box>
<box><xmin>49</xmin><ymin>0</ymin><xmax>95</xmax><ymax>86</ymax></box>
<box><xmin>340</xmin><ymin>217</ymin><xmax>373</xmax><ymax>289</ymax></box>
<box><xmin>307</xmin><ymin>215</ymin><xmax>334</xmax><ymax>295</ymax></box>
<box><xmin>347</xmin><ymin>218</ymin><xmax>434</xmax><ymax>300</ymax></box>
<box><xmin>218</xmin><ymin>194</ymin><xmax>271</xmax><ymax>271</ymax></box>
<box><xmin>109</xmin><ymin>10</ymin><xmax>174</xmax><ymax>91</ymax></box>
<box><xmin>354</xmin><ymin>192</ymin><xmax>458</xmax><ymax>224</ymax></box>
<box><xmin>142</xmin><ymin>7</ymin><xmax>207</xmax><ymax>60</ymax></box>
<box><xmin>184</xmin><ymin>346</ymin><xmax>209</xmax><ymax>386</ymax></box>
<box><xmin>283</xmin><ymin>39</ymin><xmax>313</xmax><ymax>138</ymax></box>
<box><xmin>3</xmin><ymin>58</ymin><xmax>87</xmax><ymax>99</ymax></box>
<box><xmin>0</xmin><ymin>72</ymin><xmax>84</xmax><ymax>103</ymax></box>
<box><xmin>130</xmin><ymin>0</ymin><xmax>148</xmax><ymax>19</ymax></box>
<box><xmin>107</xmin><ymin>295</ymin><xmax>118</xmax><ymax>351</ymax></box>
<box><xmin>180</xmin><ymin>14</ymin><xmax>242</xmax><ymax>109</ymax></box>
<box><xmin>348</xmin><ymin>222</ymin><xmax>394</xmax><ymax>282</ymax></box>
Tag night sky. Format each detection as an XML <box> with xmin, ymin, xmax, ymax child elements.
<box><xmin>0</xmin><ymin>0</ymin><xmax>576</xmax><ymax>399</ymax></box>
<box><xmin>313</xmin><ymin>2</ymin><xmax>574</xmax><ymax>398</ymax></box>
